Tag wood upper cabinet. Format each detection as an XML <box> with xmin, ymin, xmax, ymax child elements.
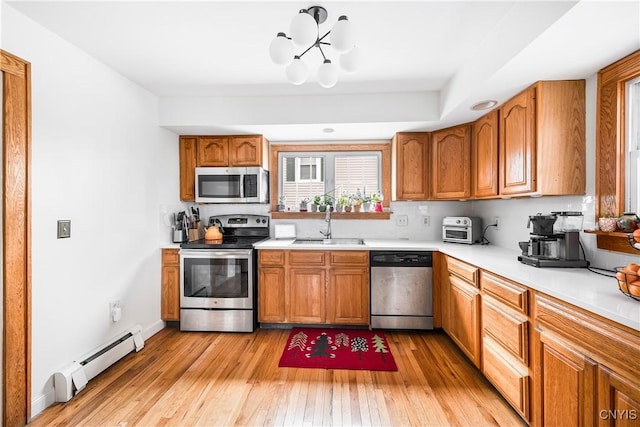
<box><xmin>179</xmin><ymin>137</ymin><xmax>198</xmax><ymax>201</ymax></box>
<box><xmin>500</xmin><ymin>87</ymin><xmax>536</xmax><ymax>195</ymax></box>
<box><xmin>229</xmin><ymin>135</ymin><xmax>267</xmax><ymax>166</ymax></box>
<box><xmin>392</xmin><ymin>132</ymin><xmax>430</xmax><ymax>200</ymax></box>
<box><xmin>472</xmin><ymin>109</ymin><xmax>499</xmax><ymax>199</ymax></box>
<box><xmin>197</xmin><ymin>136</ymin><xmax>229</xmax><ymax>166</ymax></box>
<box><xmin>431</xmin><ymin>124</ymin><xmax>471</xmax><ymax>200</ymax></box>
<box><xmin>500</xmin><ymin>80</ymin><xmax>586</xmax><ymax>197</ymax></box>
<box><xmin>179</xmin><ymin>134</ymin><xmax>269</xmax><ymax>201</ymax></box>
<box><xmin>161</xmin><ymin>248</ymin><xmax>180</xmax><ymax>321</ymax></box>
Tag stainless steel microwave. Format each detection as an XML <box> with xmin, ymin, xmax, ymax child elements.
<box><xmin>195</xmin><ymin>167</ymin><xmax>269</xmax><ymax>203</ymax></box>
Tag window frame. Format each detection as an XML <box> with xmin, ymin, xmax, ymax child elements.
<box><xmin>270</xmin><ymin>143</ymin><xmax>392</xmax><ymax>217</ymax></box>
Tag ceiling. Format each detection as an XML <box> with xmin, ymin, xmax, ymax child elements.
<box><xmin>5</xmin><ymin>0</ymin><xmax>640</xmax><ymax>141</ymax></box>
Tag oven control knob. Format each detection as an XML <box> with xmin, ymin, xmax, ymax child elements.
<box><xmin>262</xmin><ymin>219</ymin><xmax>267</xmax><ymax>223</ymax></box>
<box><xmin>463</xmin><ymin>219</ymin><xmax>468</xmax><ymax>225</ymax></box>
<box><xmin>256</xmin><ymin>219</ymin><xmax>260</xmax><ymax>223</ymax></box>
<box><xmin>456</xmin><ymin>219</ymin><xmax>461</xmax><ymax>224</ymax></box>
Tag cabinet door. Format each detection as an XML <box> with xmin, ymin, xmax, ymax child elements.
<box><xmin>289</xmin><ymin>268</ymin><xmax>326</xmax><ymax>323</ymax></box>
<box><xmin>161</xmin><ymin>249</ymin><xmax>180</xmax><ymax>321</ymax></box>
<box><xmin>500</xmin><ymin>88</ymin><xmax>536</xmax><ymax>195</ymax></box>
<box><xmin>258</xmin><ymin>267</ymin><xmax>286</xmax><ymax>322</ymax></box>
<box><xmin>448</xmin><ymin>275</ymin><xmax>481</xmax><ymax>367</ymax></box>
<box><xmin>197</xmin><ymin>136</ymin><xmax>229</xmax><ymax>166</ymax></box>
<box><xmin>472</xmin><ymin>110</ymin><xmax>499</xmax><ymax>198</ymax></box>
<box><xmin>229</xmin><ymin>135</ymin><xmax>263</xmax><ymax>166</ymax></box>
<box><xmin>432</xmin><ymin>125</ymin><xmax>471</xmax><ymax>199</ymax></box>
<box><xmin>537</xmin><ymin>330</ymin><xmax>597</xmax><ymax>427</ymax></box>
<box><xmin>394</xmin><ymin>133</ymin><xmax>430</xmax><ymax>200</ymax></box>
<box><xmin>179</xmin><ymin>137</ymin><xmax>198</xmax><ymax>201</ymax></box>
<box><xmin>327</xmin><ymin>267</ymin><xmax>369</xmax><ymax>325</ymax></box>
<box><xmin>598</xmin><ymin>366</ymin><xmax>640</xmax><ymax>427</ymax></box>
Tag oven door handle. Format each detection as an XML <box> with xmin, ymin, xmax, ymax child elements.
<box><xmin>179</xmin><ymin>249</ymin><xmax>253</xmax><ymax>258</ymax></box>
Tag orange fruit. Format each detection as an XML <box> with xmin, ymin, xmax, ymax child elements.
<box><xmin>629</xmin><ymin>281</ymin><xmax>640</xmax><ymax>296</ymax></box>
<box><xmin>619</xmin><ymin>268</ymin><xmax>639</xmax><ymax>283</ymax></box>
<box><xmin>626</xmin><ymin>263</ymin><xmax>640</xmax><ymax>273</ymax></box>
<box><xmin>633</xmin><ymin>228</ymin><xmax>640</xmax><ymax>243</ymax></box>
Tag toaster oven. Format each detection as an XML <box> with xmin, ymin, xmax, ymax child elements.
<box><xmin>442</xmin><ymin>216</ymin><xmax>483</xmax><ymax>244</ymax></box>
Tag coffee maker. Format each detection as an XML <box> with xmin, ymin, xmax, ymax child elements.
<box><xmin>518</xmin><ymin>212</ymin><xmax>589</xmax><ymax>268</ymax></box>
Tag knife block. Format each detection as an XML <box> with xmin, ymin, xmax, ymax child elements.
<box><xmin>188</xmin><ymin>221</ymin><xmax>205</xmax><ymax>241</ymax></box>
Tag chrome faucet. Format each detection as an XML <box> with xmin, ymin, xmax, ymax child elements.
<box><xmin>320</xmin><ymin>205</ymin><xmax>332</xmax><ymax>239</ymax></box>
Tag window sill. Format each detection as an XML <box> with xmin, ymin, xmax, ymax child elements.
<box><xmin>583</xmin><ymin>229</ymin><xmax>640</xmax><ymax>254</ymax></box>
<box><xmin>270</xmin><ymin>211</ymin><xmax>392</xmax><ymax>220</ymax></box>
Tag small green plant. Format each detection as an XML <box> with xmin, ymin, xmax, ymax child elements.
<box><xmin>323</xmin><ymin>194</ymin><xmax>335</xmax><ymax>206</ymax></box>
<box><xmin>300</xmin><ymin>197</ymin><xmax>310</xmax><ymax>204</ymax></box>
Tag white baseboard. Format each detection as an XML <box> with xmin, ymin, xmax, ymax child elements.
<box><xmin>30</xmin><ymin>321</ymin><xmax>166</xmax><ymax>419</ymax></box>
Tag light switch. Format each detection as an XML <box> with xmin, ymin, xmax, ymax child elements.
<box><xmin>57</xmin><ymin>220</ymin><xmax>71</xmax><ymax>238</ymax></box>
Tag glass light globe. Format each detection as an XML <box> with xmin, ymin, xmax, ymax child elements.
<box><xmin>339</xmin><ymin>45</ymin><xmax>361</xmax><ymax>73</ymax></box>
<box><xmin>269</xmin><ymin>33</ymin><xmax>294</xmax><ymax>66</ymax></box>
<box><xmin>286</xmin><ymin>56</ymin><xmax>308</xmax><ymax>85</ymax></box>
<box><xmin>290</xmin><ymin>10</ymin><xmax>317</xmax><ymax>48</ymax></box>
<box><xmin>317</xmin><ymin>59</ymin><xmax>338</xmax><ymax>88</ymax></box>
<box><xmin>330</xmin><ymin>16</ymin><xmax>355</xmax><ymax>53</ymax></box>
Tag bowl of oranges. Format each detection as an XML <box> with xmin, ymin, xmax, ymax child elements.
<box><xmin>615</xmin><ymin>263</ymin><xmax>640</xmax><ymax>301</ymax></box>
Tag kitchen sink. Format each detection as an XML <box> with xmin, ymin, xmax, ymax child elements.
<box><xmin>293</xmin><ymin>238</ymin><xmax>365</xmax><ymax>245</ymax></box>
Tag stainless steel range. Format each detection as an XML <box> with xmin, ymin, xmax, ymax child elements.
<box><xmin>179</xmin><ymin>214</ymin><xmax>269</xmax><ymax>332</ymax></box>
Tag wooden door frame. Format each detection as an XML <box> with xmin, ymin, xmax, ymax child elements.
<box><xmin>1</xmin><ymin>49</ymin><xmax>32</xmax><ymax>426</ymax></box>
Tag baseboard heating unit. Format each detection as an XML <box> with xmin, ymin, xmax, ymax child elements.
<box><xmin>54</xmin><ymin>324</ymin><xmax>144</xmax><ymax>402</ymax></box>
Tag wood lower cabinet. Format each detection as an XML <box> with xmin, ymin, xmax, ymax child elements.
<box><xmin>327</xmin><ymin>267</ymin><xmax>369</xmax><ymax>324</ymax></box>
<box><xmin>442</xmin><ymin>255</ymin><xmax>481</xmax><ymax>368</ymax></box>
<box><xmin>257</xmin><ymin>249</ymin><xmax>369</xmax><ymax>325</ymax></box>
<box><xmin>161</xmin><ymin>248</ymin><xmax>180</xmax><ymax>321</ymax></box>
<box><xmin>289</xmin><ymin>267</ymin><xmax>326</xmax><ymax>323</ymax></box>
<box><xmin>431</xmin><ymin>124</ymin><xmax>471</xmax><ymax>200</ymax></box>
<box><xmin>392</xmin><ymin>132</ymin><xmax>430</xmax><ymax>200</ymax></box>
<box><xmin>533</xmin><ymin>293</ymin><xmax>640</xmax><ymax>427</ymax></box>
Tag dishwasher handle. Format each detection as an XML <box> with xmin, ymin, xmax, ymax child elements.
<box><xmin>370</xmin><ymin>251</ymin><xmax>432</xmax><ymax>267</ymax></box>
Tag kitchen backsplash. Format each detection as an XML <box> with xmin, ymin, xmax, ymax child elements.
<box><xmin>169</xmin><ymin>196</ymin><xmax>640</xmax><ymax>270</ymax></box>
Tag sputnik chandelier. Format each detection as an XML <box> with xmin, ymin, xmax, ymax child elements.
<box><xmin>269</xmin><ymin>5</ymin><xmax>360</xmax><ymax>88</ymax></box>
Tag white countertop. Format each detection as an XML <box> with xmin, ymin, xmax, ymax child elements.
<box><xmin>254</xmin><ymin>238</ymin><xmax>640</xmax><ymax>332</ymax></box>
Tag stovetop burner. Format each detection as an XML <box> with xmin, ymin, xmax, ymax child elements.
<box><xmin>180</xmin><ymin>214</ymin><xmax>270</xmax><ymax>250</ymax></box>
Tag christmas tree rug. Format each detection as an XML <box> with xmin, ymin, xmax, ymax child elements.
<box><xmin>278</xmin><ymin>327</ymin><xmax>397</xmax><ymax>371</ymax></box>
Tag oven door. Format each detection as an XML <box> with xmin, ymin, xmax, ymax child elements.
<box><xmin>442</xmin><ymin>226</ymin><xmax>471</xmax><ymax>243</ymax></box>
<box><xmin>180</xmin><ymin>249</ymin><xmax>253</xmax><ymax>309</ymax></box>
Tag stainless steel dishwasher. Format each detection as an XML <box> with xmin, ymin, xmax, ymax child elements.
<box><xmin>370</xmin><ymin>251</ymin><xmax>433</xmax><ymax>330</ymax></box>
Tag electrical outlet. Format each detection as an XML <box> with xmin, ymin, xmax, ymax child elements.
<box><xmin>109</xmin><ymin>301</ymin><xmax>121</xmax><ymax>322</ymax></box>
<box><xmin>423</xmin><ymin>216</ymin><xmax>430</xmax><ymax>226</ymax></box>
<box><xmin>494</xmin><ymin>217</ymin><xmax>500</xmax><ymax>229</ymax></box>
<box><xmin>396</xmin><ymin>214</ymin><xmax>408</xmax><ymax>226</ymax></box>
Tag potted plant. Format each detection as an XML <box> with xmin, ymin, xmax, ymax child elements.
<box><xmin>299</xmin><ymin>197</ymin><xmax>310</xmax><ymax>212</ymax></box>
<box><xmin>371</xmin><ymin>192</ymin><xmax>383</xmax><ymax>212</ymax></box>
<box><xmin>336</xmin><ymin>193</ymin><xmax>349</xmax><ymax>213</ymax></box>
<box><xmin>322</xmin><ymin>194</ymin><xmax>334</xmax><ymax>211</ymax></box>
<box><xmin>277</xmin><ymin>195</ymin><xmax>287</xmax><ymax>212</ymax></box>
<box><xmin>352</xmin><ymin>189</ymin><xmax>364</xmax><ymax>212</ymax></box>
<box><xmin>310</xmin><ymin>195</ymin><xmax>321</xmax><ymax>212</ymax></box>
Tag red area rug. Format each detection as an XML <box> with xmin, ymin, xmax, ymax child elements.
<box><xmin>278</xmin><ymin>327</ymin><xmax>397</xmax><ymax>371</ymax></box>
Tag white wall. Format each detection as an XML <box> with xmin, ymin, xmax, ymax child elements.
<box><xmin>2</xmin><ymin>4</ymin><xmax>180</xmax><ymax>417</ymax></box>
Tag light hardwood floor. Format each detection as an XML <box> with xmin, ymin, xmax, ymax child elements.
<box><xmin>30</xmin><ymin>327</ymin><xmax>525</xmax><ymax>426</ymax></box>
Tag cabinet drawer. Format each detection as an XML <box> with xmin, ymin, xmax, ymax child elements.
<box><xmin>162</xmin><ymin>248</ymin><xmax>179</xmax><ymax>265</ymax></box>
<box><xmin>330</xmin><ymin>251</ymin><xmax>369</xmax><ymax>266</ymax></box>
<box><xmin>448</xmin><ymin>257</ymin><xmax>478</xmax><ymax>286</ymax></box>
<box><xmin>259</xmin><ymin>250</ymin><xmax>285</xmax><ymax>266</ymax></box>
<box><xmin>483</xmin><ymin>336</ymin><xmax>530</xmax><ymax>420</ymax></box>
<box><xmin>481</xmin><ymin>271</ymin><xmax>528</xmax><ymax>314</ymax></box>
<box><xmin>289</xmin><ymin>251</ymin><xmax>326</xmax><ymax>266</ymax></box>
<box><xmin>482</xmin><ymin>296</ymin><xmax>529</xmax><ymax>365</ymax></box>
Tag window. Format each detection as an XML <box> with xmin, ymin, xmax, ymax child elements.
<box><xmin>278</xmin><ymin>151</ymin><xmax>382</xmax><ymax>210</ymax></box>
<box><xmin>626</xmin><ymin>76</ymin><xmax>640</xmax><ymax>213</ymax></box>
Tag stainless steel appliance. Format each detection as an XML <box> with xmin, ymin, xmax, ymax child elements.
<box><xmin>518</xmin><ymin>212</ymin><xmax>589</xmax><ymax>268</ymax></box>
<box><xmin>442</xmin><ymin>216</ymin><xmax>483</xmax><ymax>244</ymax></box>
<box><xmin>195</xmin><ymin>167</ymin><xmax>269</xmax><ymax>203</ymax></box>
<box><xmin>370</xmin><ymin>251</ymin><xmax>433</xmax><ymax>330</ymax></box>
<box><xmin>179</xmin><ymin>214</ymin><xmax>269</xmax><ymax>332</ymax></box>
